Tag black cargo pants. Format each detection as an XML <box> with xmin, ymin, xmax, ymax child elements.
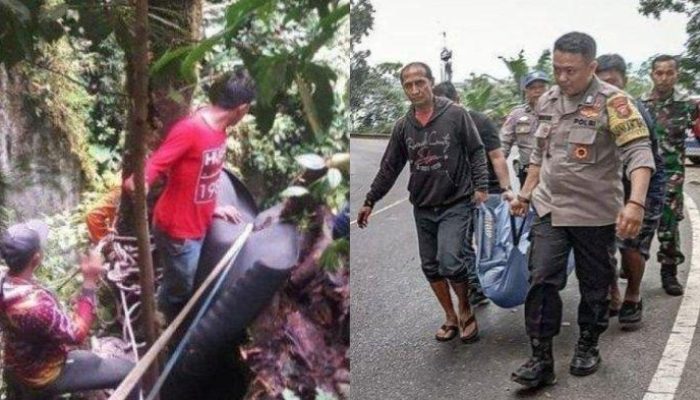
<box><xmin>525</xmin><ymin>214</ymin><xmax>616</xmax><ymax>338</ymax></box>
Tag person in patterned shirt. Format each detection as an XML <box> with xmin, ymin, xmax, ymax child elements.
<box><xmin>0</xmin><ymin>220</ymin><xmax>136</xmax><ymax>399</ymax></box>
<box><xmin>641</xmin><ymin>54</ymin><xmax>700</xmax><ymax>296</ymax></box>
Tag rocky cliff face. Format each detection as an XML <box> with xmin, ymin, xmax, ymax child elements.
<box><xmin>0</xmin><ymin>65</ymin><xmax>84</xmax><ymax>219</ymax></box>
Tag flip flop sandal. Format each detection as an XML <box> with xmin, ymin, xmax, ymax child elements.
<box><xmin>435</xmin><ymin>324</ymin><xmax>458</xmax><ymax>342</ymax></box>
<box><xmin>460</xmin><ymin>315</ymin><xmax>480</xmax><ymax>344</ymax></box>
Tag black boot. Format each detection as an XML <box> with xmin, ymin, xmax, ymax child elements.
<box><xmin>511</xmin><ymin>337</ymin><xmax>556</xmax><ymax>388</ymax></box>
<box><xmin>661</xmin><ymin>264</ymin><xmax>684</xmax><ymax>296</ymax></box>
<box><xmin>570</xmin><ymin>330</ymin><xmax>601</xmax><ymax>376</ymax></box>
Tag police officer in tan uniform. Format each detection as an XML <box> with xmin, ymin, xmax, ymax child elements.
<box><xmin>509</xmin><ymin>32</ymin><xmax>655</xmax><ymax>388</ymax></box>
<box><xmin>501</xmin><ymin>71</ymin><xmax>550</xmax><ymax>186</ymax></box>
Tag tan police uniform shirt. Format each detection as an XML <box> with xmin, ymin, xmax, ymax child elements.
<box><xmin>500</xmin><ymin>104</ymin><xmax>537</xmax><ymax>164</ymax></box>
<box><xmin>529</xmin><ymin>76</ymin><xmax>656</xmax><ymax>227</ymax></box>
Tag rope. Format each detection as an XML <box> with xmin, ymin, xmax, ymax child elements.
<box><xmin>144</xmin><ymin>223</ymin><xmax>253</xmax><ymax>400</ymax></box>
<box><xmin>99</xmin><ymin>222</ymin><xmax>157</xmax><ymax>365</ymax></box>
<box><xmin>110</xmin><ymin>223</ymin><xmax>254</xmax><ymax>400</ymax></box>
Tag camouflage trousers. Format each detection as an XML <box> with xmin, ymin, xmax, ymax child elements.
<box><xmin>657</xmin><ymin>171</ymin><xmax>685</xmax><ymax>266</ymax></box>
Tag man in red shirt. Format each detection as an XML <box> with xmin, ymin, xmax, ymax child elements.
<box><xmin>0</xmin><ymin>220</ymin><xmax>136</xmax><ymax>398</ymax></box>
<box><xmin>125</xmin><ymin>69</ymin><xmax>256</xmax><ymax>321</ymax></box>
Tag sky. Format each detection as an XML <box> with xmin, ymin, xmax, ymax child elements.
<box><xmin>359</xmin><ymin>0</ymin><xmax>689</xmax><ymax>81</ymax></box>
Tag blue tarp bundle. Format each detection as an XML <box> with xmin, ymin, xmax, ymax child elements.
<box><xmin>474</xmin><ymin>198</ymin><xmax>574</xmax><ymax>308</ymax></box>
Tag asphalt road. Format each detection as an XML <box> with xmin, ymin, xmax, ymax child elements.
<box><xmin>350</xmin><ymin>137</ymin><xmax>700</xmax><ymax>400</ymax></box>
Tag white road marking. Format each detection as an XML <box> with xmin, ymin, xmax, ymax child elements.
<box><xmin>644</xmin><ymin>193</ymin><xmax>700</xmax><ymax>400</ymax></box>
<box><xmin>350</xmin><ymin>197</ymin><xmax>408</xmax><ymax>226</ymax></box>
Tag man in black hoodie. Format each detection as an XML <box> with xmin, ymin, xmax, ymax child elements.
<box><xmin>433</xmin><ymin>81</ymin><xmax>514</xmax><ymax>307</ymax></box>
<box><xmin>357</xmin><ymin>62</ymin><xmax>489</xmax><ymax>343</ymax></box>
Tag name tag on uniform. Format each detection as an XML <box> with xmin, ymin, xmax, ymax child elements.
<box><xmin>573</xmin><ymin>117</ymin><xmax>597</xmax><ymax>128</ymax></box>
<box><xmin>515</xmin><ymin>123</ymin><xmax>531</xmax><ymax>134</ymax></box>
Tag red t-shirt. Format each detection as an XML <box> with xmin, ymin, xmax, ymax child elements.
<box><xmin>415</xmin><ymin>107</ymin><xmax>433</xmax><ymax>127</ymax></box>
<box><xmin>146</xmin><ymin>115</ymin><xmax>227</xmax><ymax>239</ymax></box>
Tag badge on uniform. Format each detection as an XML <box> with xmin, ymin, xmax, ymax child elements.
<box><xmin>568</xmin><ymin>143</ymin><xmax>595</xmax><ymax>163</ymax></box>
<box><xmin>516</xmin><ymin>123</ymin><xmax>531</xmax><ymax>134</ymax></box>
<box><xmin>579</xmin><ymin>95</ymin><xmax>602</xmax><ymax>119</ymax></box>
<box><xmin>579</xmin><ymin>106</ymin><xmax>599</xmax><ymax>119</ymax></box>
<box><xmin>606</xmin><ymin>93</ymin><xmax>648</xmax><ymax>145</ymax></box>
<box><xmin>610</xmin><ymin>96</ymin><xmax>632</xmax><ymax>118</ymax></box>
<box><xmin>573</xmin><ymin>145</ymin><xmax>589</xmax><ymax>160</ymax></box>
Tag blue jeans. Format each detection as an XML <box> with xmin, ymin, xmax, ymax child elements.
<box><xmin>154</xmin><ymin>227</ymin><xmax>204</xmax><ymax>319</ymax></box>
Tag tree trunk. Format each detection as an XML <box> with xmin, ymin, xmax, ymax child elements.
<box><xmin>124</xmin><ymin>0</ymin><xmax>159</xmax><ymax>395</ymax></box>
<box><xmin>117</xmin><ymin>1</ymin><xmax>202</xmax><ymax>226</ymax></box>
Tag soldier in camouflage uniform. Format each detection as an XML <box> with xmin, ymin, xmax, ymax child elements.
<box><xmin>641</xmin><ymin>54</ymin><xmax>700</xmax><ymax>296</ymax></box>
<box><xmin>596</xmin><ymin>54</ymin><xmax>666</xmax><ymax>328</ymax></box>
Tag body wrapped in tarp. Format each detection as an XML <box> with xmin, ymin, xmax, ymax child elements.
<box><xmin>474</xmin><ymin>198</ymin><xmax>573</xmax><ymax>308</ymax></box>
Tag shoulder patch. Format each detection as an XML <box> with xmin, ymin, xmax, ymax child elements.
<box><xmin>606</xmin><ymin>94</ymin><xmax>649</xmax><ymax>146</ymax></box>
<box><xmin>598</xmin><ymin>83</ymin><xmax>616</xmax><ymax>97</ymax></box>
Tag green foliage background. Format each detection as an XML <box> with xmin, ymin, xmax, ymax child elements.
<box><xmin>0</xmin><ymin>1</ymin><xmax>349</xmax><ymax>398</ymax></box>
<box><xmin>349</xmin><ymin>0</ymin><xmax>700</xmax><ymax>135</ymax></box>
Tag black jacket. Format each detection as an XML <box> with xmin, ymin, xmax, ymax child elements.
<box><xmin>365</xmin><ymin>96</ymin><xmax>489</xmax><ymax>208</ymax></box>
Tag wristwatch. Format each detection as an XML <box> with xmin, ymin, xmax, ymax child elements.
<box><xmin>363</xmin><ymin>199</ymin><xmax>375</xmax><ymax>208</ymax></box>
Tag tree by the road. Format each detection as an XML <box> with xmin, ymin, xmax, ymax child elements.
<box><xmin>639</xmin><ymin>0</ymin><xmax>700</xmax><ymax>92</ymax></box>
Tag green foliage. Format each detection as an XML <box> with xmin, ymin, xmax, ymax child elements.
<box><xmin>350</xmin><ymin>0</ymin><xmax>374</xmax><ymax>46</ymax></box>
<box><xmin>0</xmin><ymin>0</ymin><xmax>128</xmax><ymax>185</ymax></box>
<box><xmin>0</xmin><ymin>0</ymin><xmax>65</xmax><ymax>68</ymax></box>
<box><xmin>627</xmin><ymin>59</ymin><xmax>654</xmax><ymax>98</ymax></box>
<box><xmin>350</xmin><ymin>62</ymin><xmax>407</xmax><ymax>134</ymax></box>
<box><xmin>39</xmin><ymin>209</ymin><xmax>89</xmax><ymax>300</ymax></box>
<box><xmin>349</xmin><ymin>0</ymin><xmax>405</xmax><ymax>134</ymax></box>
<box><xmin>459</xmin><ymin>49</ymin><xmax>556</xmax><ymax>121</ymax></box>
<box><xmin>81</xmin><ymin>35</ymin><xmax>128</xmax><ymax>175</ymax></box>
<box><xmin>20</xmin><ymin>37</ymin><xmax>99</xmax><ymax>184</ymax></box>
<box><xmin>498</xmin><ymin>49</ymin><xmax>553</xmax><ymax>95</ymax></box>
<box><xmin>458</xmin><ymin>74</ymin><xmax>519</xmax><ymax>122</ymax></box>
<box><xmin>535</xmin><ymin>50</ymin><xmax>553</xmax><ymax>73</ymax></box>
<box><xmin>186</xmin><ymin>1</ymin><xmax>351</xmax><ymax>202</ymax></box>
<box><xmin>153</xmin><ymin>0</ymin><xmax>349</xmax><ymax>137</ymax></box>
<box><xmin>639</xmin><ymin>0</ymin><xmax>700</xmax><ymax>92</ymax></box>
<box><xmin>0</xmin><ymin>204</ymin><xmax>90</xmax><ymax>303</ymax></box>
<box><xmin>498</xmin><ymin>50</ymin><xmax>528</xmax><ymax>93</ymax></box>
<box><xmin>319</xmin><ymin>238</ymin><xmax>349</xmax><ymax>272</ymax></box>
<box><xmin>233</xmin><ymin>98</ymin><xmax>348</xmax><ymax>204</ymax></box>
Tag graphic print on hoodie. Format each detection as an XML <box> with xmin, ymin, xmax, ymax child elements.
<box><xmin>366</xmin><ymin>96</ymin><xmax>489</xmax><ymax>208</ymax></box>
